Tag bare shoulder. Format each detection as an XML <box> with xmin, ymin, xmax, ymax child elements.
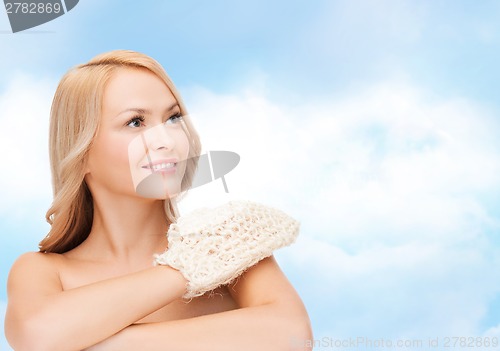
<box><xmin>10</xmin><ymin>251</ymin><xmax>62</xmax><ymax>275</ymax></box>
<box><xmin>8</xmin><ymin>251</ymin><xmax>63</xmax><ymax>296</ymax></box>
<box><xmin>229</xmin><ymin>255</ymin><xmax>302</xmax><ymax>308</ymax></box>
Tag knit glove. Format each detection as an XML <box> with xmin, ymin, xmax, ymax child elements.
<box><xmin>155</xmin><ymin>200</ymin><xmax>300</xmax><ymax>299</ymax></box>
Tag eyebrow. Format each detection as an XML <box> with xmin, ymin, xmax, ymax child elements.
<box><xmin>115</xmin><ymin>102</ymin><xmax>180</xmax><ymax>118</ymax></box>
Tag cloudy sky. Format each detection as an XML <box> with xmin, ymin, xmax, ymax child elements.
<box><xmin>1</xmin><ymin>0</ymin><xmax>500</xmax><ymax>349</ymax></box>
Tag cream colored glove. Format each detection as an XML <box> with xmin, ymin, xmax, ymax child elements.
<box><xmin>154</xmin><ymin>200</ymin><xmax>299</xmax><ymax>299</ymax></box>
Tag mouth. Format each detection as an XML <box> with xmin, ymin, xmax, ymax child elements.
<box><xmin>142</xmin><ymin>159</ymin><xmax>178</xmax><ymax>173</ymax></box>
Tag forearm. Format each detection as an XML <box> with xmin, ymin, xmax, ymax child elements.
<box><xmin>13</xmin><ymin>265</ymin><xmax>185</xmax><ymax>351</ymax></box>
<box><xmin>91</xmin><ymin>303</ymin><xmax>312</xmax><ymax>351</ymax></box>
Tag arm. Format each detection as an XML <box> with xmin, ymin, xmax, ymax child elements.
<box><xmin>5</xmin><ymin>252</ymin><xmax>187</xmax><ymax>351</ymax></box>
<box><xmin>86</xmin><ymin>256</ymin><xmax>313</xmax><ymax>351</ymax></box>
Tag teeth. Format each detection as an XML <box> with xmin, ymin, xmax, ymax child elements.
<box><xmin>152</xmin><ymin>162</ymin><xmax>175</xmax><ymax>171</ymax></box>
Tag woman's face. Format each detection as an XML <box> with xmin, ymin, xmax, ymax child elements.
<box><xmin>85</xmin><ymin>67</ymin><xmax>190</xmax><ymax>200</ymax></box>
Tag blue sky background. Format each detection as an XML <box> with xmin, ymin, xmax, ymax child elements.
<box><xmin>1</xmin><ymin>1</ymin><xmax>500</xmax><ymax>349</ymax></box>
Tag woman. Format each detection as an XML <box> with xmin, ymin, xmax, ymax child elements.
<box><xmin>5</xmin><ymin>50</ymin><xmax>312</xmax><ymax>350</ymax></box>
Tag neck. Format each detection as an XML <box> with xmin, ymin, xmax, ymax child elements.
<box><xmin>82</xmin><ymin>190</ymin><xmax>172</xmax><ymax>264</ymax></box>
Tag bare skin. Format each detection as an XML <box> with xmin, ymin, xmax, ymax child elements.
<box><xmin>5</xmin><ymin>68</ymin><xmax>312</xmax><ymax>351</ymax></box>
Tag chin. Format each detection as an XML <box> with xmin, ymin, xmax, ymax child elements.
<box><xmin>135</xmin><ymin>172</ymin><xmax>183</xmax><ymax>199</ymax></box>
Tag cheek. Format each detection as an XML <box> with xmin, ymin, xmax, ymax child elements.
<box><xmin>89</xmin><ymin>135</ymin><xmax>133</xmax><ymax>180</ymax></box>
<box><xmin>128</xmin><ymin>134</ymin><xmax>147</xmax><ymax>167</ymax></box>
<box><xmin>177</xmin><ymin>132</ymin><xmax>190</xmax><ymax>159</ymax></box>
<box><xmin>171</xmin><ymin>129</ymin><xmax>190</xmax><ymax>180</ymax></box>
<box><xmin>107</xmin><ymin>137</ymin><xmax>132</xmax><ymax>169</ymax></box>
<box><xmin>175</xmin><ymin>130</ymin><xmax>190</xmax><ymax>173</ymax></box>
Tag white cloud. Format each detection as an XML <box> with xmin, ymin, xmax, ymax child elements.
<box><xmin>483</xmin><ymin>324</ymin><xmax>500</xmax><ymax>338</ymax></box>
<box><xmin>0</xmin><ymin>75</ymin><xmax>55</xmax><ymax>218</ymax></box>
<box><xmin>178</xmin><ymin>85</ymin><xmax>309</xmax><ymax>212</ymax></box>
<box><xmin>278</xmin><ymin>236</ymin><xmax>500</xmax><ymax>339</ymax></box>
<box><xmin>181</xmin><ymin>80</ymin><xmax>500</xmax><ymax>247</ymax></box>
<box><xmin>179</xmin><ymin>78</ymin><xmax>500</xmax><ymax>340</ymax></box>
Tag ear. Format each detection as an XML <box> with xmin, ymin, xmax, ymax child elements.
<box><xmin>83</xmin><ymin>159</ymin><xmax>91</xmax><ymax>175</ymax></box>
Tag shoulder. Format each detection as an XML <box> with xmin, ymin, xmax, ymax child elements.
<box><xmin>10</xmin><ymin>251</ymin><xmax>61</xmax><ymax>272</ymax></box>
<box><xmin>8</xmin><ymin>252</ymin><xmax>63</xmax><ymax>293</ymax></box>
<box><xmin>229</xmin><ymin>255</ymin><xmax>301</xmax><ymax>307</ymax></box>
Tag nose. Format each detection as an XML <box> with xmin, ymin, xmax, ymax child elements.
<box><xmin>143</xmin><ymin>124</ymin><xmax>176</xmax><ymax>151</ymax></box>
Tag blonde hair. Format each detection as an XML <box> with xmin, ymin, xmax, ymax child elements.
<box><xmin>39</xmin><ymin>50</ymin><xmax>201</xmax><ymax>253</ymax></box>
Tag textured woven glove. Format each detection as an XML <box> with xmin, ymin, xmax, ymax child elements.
<box><xmin>154</xmin><ymin>200</ymin><xmax>300</xmax><ymax>299</ymax></box>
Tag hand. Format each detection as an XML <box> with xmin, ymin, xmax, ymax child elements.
<box><xmin>155</xmin><ymin>200</ymin><xmax>300</xmax><ymax>299</ymax></box>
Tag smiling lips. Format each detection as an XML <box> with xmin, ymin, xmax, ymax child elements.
<box><xmin>142</xmin><ymin>159</ymin><xmax>177</xmax><ymax>173</ymax></box>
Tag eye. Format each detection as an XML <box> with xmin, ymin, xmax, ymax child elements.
<box><xmin>125</xmin><ymin>116</ymin><xmax>145</xmax><ymax>128</ymax></box>
<box><xmin>165</xmin><ymin>113</ymin><xmax>184</xmax><ymax>125</ymax></box>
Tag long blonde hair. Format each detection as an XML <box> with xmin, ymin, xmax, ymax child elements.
<box><xmin>39</xmin><ymin>50</ymin><xmax>201</xmax><ymax>253</ymax></box>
